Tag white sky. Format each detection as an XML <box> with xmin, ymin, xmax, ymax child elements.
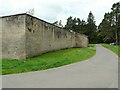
<box><xmin>0</xmin><ymin>0</ymin><xmax>119</xmax><ymax>26</ymax></box>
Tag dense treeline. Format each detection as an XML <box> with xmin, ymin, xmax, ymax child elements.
<box><xmin>53</xmin><ymin>2</ymin><xmax>120</xmax><ymax>44</ymax></box>
<box><xmin>98</xmin><ymin>2</ymin><xmax>120</xmax><ymax>45</ymax></box>
<box><xmin>64</xmin><ymin>11</ymin><xmax>97</xmax><ymax>44</ymax></box>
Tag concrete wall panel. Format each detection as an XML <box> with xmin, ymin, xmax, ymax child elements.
<box><xmin>2</xmin><ymin>15</ymin><xmax>26</xmax><ymax>59</ymax></box>
<box><xmin>1</xmin><ymin>14</ymin><xmax>88</xmax><ymax>60</ymax></box>
<box><xmin>25</xmin><ymin>15</ymin><xmax>76</xmax><ymax>58</ymax></box>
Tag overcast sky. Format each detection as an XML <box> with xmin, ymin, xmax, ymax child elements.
<box><xmin>0</xmin><ymin>0</ymin><xmax>119</xmax><ymax>26</ymax></box>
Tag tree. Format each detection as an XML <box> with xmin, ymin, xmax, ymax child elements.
<box><xmin>98</xmin><ymin>2</ymin><xmax>120</xmax><ymax>44</ymax></box>
<box><xmin>64</xmin><ymin>16</ymin><xmax>87</xmax><ymax>33</ymax></box>
<box><xmin>98</xmin><ymin>13</ymin><xmax>115</xmax><ymax>43</ymax></box>
<box><xmin>87</xmin><ymin>11</ymin><xmax>95</xmax><ymax>23</ymax></box>
<box><xmin>26</xmin><ymin>8</ymin><xmax>35</xmax><ymax>16</ymax></box>
<box><xmin>78</xmin><ymin>20</ymin><xmax>87</xmax><ymax>34</ymax></box>
<box><xmin>64</xmin><ymin>12</ymin><xmax>98</xmax><ymax>44</ymax></box>
<box><xmin>118</xmin><ymin>13</ymin><xmax>120</xmax><ymax>45</ymax></box>
<box><xmin>86</xmin><ymin>11</ymin><xmax>97</xmax><ymax>43</ymax></box>
<box><xmin>111</xmin><ymin>2</ymin><xmax>120</xmax><ymax>45</ymax></box>
<box><xmin>64</xmin><ymin>16</ymin><xmax>74</xmax><ymax>31</ymax></box>
<box><xmin>53</xmin><ymin>20</ymin><xmax>63</xmax><ymax>28</ymax></box>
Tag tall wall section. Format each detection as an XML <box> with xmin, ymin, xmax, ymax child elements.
<box><xmin>1</xmin><ymin>14</ymin><xmax>26</xmax><ymax>59</ymax></box>
<box><xmin>25</xmin><ymin>14</ymin><xmax>88</xmax><ymax>58</ymax></box>
<box><xmin>1</xmin><ymin>14</ymin><xmax>88</xmax><ymax>60</ymax></box>
<box><xmin>25</xmin><ymin>15</ymin><xmax>76</xmax><ymax>58</ymax></box>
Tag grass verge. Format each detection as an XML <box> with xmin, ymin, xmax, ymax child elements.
<box><xmin>1</xmin><ymin>44</ymin><xmax>96</xmax><ymax>75</ymax></box>
<box><xmin>102</xmin><ymin>44</ymin><xmax>120</xmax><ymax>57</ymax></box>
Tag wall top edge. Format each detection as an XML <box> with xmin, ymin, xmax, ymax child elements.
<box><xmin>0</xmin><ymin>13</ymin><xmax>88</xmax><ymax>37</ymax></box>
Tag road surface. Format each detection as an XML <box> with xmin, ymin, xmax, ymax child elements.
<box><xmin>2</xmin><ymin>45</ymin><xmax>118</xmax><ymax>88</ymax></box>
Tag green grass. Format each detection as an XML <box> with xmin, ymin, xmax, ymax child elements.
<box><xmin>1</xmin><ymin>44</ymin><xmax>96</xmax><ymax>75</ymax></box>
<box><xmin>102</xmin><ymin>44</ymin><xmax>120</xmax><ymax>57</ymax></box>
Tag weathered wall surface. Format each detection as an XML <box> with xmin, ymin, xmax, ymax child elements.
<box><xmin>25</xmin><ymin>15</ymin><xmax>88</xmax><ymax>58</ymax></box>
<box><xmin>1</xmin><ymin>14</ymin><xmax>88</xmax><ymax>60</ymax></box>
<box><xmin>2</xmin><ymin>15</ymin><xmax>26</xmax><ymax>59</ymax></box>
<box><xmin>25</xmin><ymin>15</ymin><xmax>76</xmax><ymax>58</ymax></box>
<box><xmin>75</xmin><ymin>33</ymin><xmax>88</xmax><ymax>48</ymax></box>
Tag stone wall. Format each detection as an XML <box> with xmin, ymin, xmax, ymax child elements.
<box><xmin>1</xmin><ymin>14</ymin><xmax>26</xmax><ymax>59</ymax></box>
<box><xmin>1</xmin><ymin>14</ymin><xmax>88</xmax><ymax>60</ymax></box>
<box><xmin>25</xmin><ymin>15</ymin><xmax>77</xmax><ymax>58</ymax></box>
<box><xmin>75</xmin><ymin>33</ymin><xmax>88</xmax><ymax>48</ymax></box>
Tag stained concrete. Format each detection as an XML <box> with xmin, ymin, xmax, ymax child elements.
<box><xmin>2</xmin><ymin>14</ymin><xmax>26</xmax><ymax>59</ymax></box>
<box><xmin>1</xmin><ymin>13</ymin><xmax>88</xmax><ymax>60</ymax></box>
<box><xmin>2</xmin><ymin>45</ymin><xmax>118</xmax><ymax>88</ymax></box>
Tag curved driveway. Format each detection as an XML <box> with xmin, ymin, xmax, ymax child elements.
<box><xmin>2</xmin><ymin>45</ymin><xmax>118</xmax><ymax>88</ymax></box>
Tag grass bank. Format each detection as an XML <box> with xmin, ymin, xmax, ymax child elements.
<box><xmin>1</xmin><ymin>44</ymin><xmax>96</xmax><ymax>75</ymax></box>
<box><xmin>102</xmin><ymin>44</ymin><xmax>119</xmax><ymax>57</ymax></box>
